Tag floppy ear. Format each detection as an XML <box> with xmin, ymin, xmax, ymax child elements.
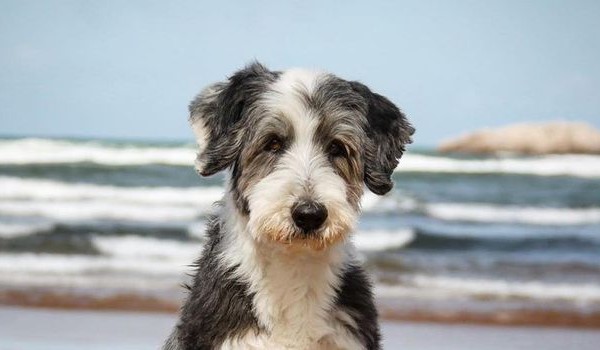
<box><xmin>350</xmin><ymin>82</ymin><xmax>415</xmax><ymax>195</ymax></box>
<box><xmin>189</xmin><ymin>62</ymin><xmax>275</xmax><ymax>176</ymax></box>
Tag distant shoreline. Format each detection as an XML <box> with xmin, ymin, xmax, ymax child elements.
<box><xmin>439</xmin><ymin>122</ymin><xmax>600</xmax><ymax>155</ymax></box>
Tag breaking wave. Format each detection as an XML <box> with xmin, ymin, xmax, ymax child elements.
<box><xmin>376</xmin><ymin>275</ymin><xmax>600</xmax><ymax>303</ymax></box>
<box><xmin>425</xmin><ymin>203</ymin><xmax>600</xmax><ymax>225</ymax></box>
<box><xmin>0</xmin><ymin>138</ymin><xmax>195</xmax><ymax>166</ymax></box>
<box><xmin>353</xmin><ymin>229</ymin><xmax>415</xmax><ymax>251</ymax></box>
<box><xmin>398</xmin><ymin>153</ymin><xmax>600</xmax><ymax>178</ymax></box>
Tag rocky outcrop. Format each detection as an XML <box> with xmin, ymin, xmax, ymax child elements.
<box><xmin>438</xmin><ymin>122</ymin><xmax>600</xmax><ymax>155</ymax></box>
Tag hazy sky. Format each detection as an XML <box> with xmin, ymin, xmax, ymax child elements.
<box><xmin>1</xmin><ymin>0</ymin><xmax>599</xmax><ymax>145</ymax></box>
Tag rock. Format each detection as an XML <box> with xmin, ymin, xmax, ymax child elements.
<box><xmin>438</xmin><ymin>121</ymin><xmax>600</xmax><ymax>155</ymax></box>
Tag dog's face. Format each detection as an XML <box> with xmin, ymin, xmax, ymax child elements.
<box><xmin>190</xmin><ymin>63</ymin><xmax>413</xmax><ymax>250</ymax></box>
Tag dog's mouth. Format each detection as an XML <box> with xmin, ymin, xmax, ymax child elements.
<box><xmin>261</xmin><ymin>221</ymin><xmax>351</xmax><ymax>251</ymax></box>
<box><xmin>248</xmin><ymin>200</ymin><xmax>356</xmax><ymax>251</ymax></box>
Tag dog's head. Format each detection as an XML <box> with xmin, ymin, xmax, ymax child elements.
<box><xmin>190</xmin><ymin>62</ymin><xmax>414</xmax><ymax>250</ymax></box>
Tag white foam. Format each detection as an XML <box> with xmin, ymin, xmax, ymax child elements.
<box><xmin>398</xmin><ymin>153</ymin><xmax>600</xmax><ymax>178</ymax></box>
<box><xmin>0</xmin><ymin>253</ymin><xmax>186</xmax><ymax>276</ymax></box>
<box><xmin>0</xmin><ymin>236</ymin><xmax>200</xmax><ymax>288</ymax></box>
<box><xmin>0</xmin><ymin>138</ymin><xmax>195</xmax><ymax>165</ymax></box>
<box><xmin>0</xmin><ymin>176</ymin><xmax>223</xmax><ymax>207</ymax></box>
<box><xmin>426</xmin><ymin>203</ymin><xmax>600</xmax><ymax>225</ymax></box>
<box><xmin>360</xmin><ymin>192</ymin><xmax>418</xmax><ymax>213</ymax></box>
<box><xmin>0</xmin><ymin>176</ymin><xmax>223</xmax><ymax>223</ymax></box>
<box><xmin>187</xmin><ymin>220</ymin><xmax>209</xmax><ymax>239</ymax></box>
<box><xmin>93</xmin><ymin>235</ymin><xmax>201</xmax><ymax>260</ymax></box>
<box><xmin>376</xmin><ymin>275</ymin><xmax>600</xmax><ymax>304</ymax></box>
<box><xmin>0</xmin><ymin>200</ymin><xmax>206</xmax><ymax>223</ymax></box>
<box><xmin>353</xmin><ymin>229</ymin><xmax>415</xmax><ymax>251</ymax></box>
<box><xmin>0</xmin><ymin>272</ymin><xmax>183</xmax><ymax>291</ymax></box>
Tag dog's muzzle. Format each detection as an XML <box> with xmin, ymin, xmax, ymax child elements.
<box><xmin>291</xmin><ymin>200</ymin><xmax>328</xmax><ymax>234</ymax></box>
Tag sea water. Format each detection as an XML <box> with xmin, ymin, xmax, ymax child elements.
<box><xmin>0</xmin><ymin>137</ymin><xmax>599</xmax><ymax>314</ymax></box>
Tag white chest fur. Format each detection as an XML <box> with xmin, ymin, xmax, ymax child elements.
<box><xmin>218</xmin><ymin>217</ymin><xmax>364</xmax><ymax>349</ymax></box>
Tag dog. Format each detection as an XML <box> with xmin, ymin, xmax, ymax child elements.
<box><xmin>163</xmin><ymin>62</ymin><xmax>414</xmax><ymax>350</ymax></box>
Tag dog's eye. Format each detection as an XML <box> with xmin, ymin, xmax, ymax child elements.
<box><xmin>265</xmin><ymin>137</ymin><xmax>283</xmax><ymax>153</ymax></box>
<box><xmin>328</xmin><ymin>140</ymin><xmax>347</xmax><ymax>158</ymax></box>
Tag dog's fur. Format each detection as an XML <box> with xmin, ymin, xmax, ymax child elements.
<box><xmin>163</xmin><ymin>62</ymin><xmax>414</xmax><ymax>350</ymax></box>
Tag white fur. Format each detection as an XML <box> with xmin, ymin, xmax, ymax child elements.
<box><xmin>249</xmin><ymin>69</ymin><xmax>357</xmax><ymax>244</ymax></box>
<box><xmin>216</xmin><ymin>69</ymin><xmax>364</xmax><ymax>349</ymax></box>
<box><xmin>218</xmin><ymin>197</ymin><xmax>363</xmax><ymax>350</ymax></box>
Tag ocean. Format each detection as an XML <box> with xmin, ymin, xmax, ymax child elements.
<box><xmin>0</xmin><ymin>137</ymin><xmax>599</xmax><ymax>321</ymax></box>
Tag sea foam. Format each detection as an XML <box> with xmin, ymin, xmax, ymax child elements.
<box><xmin>93</xmin><ymin>235</ymin><xmax>201</xmax><ymax>259</ymax></box>
<box><xmin>0</xmin><ymin>138</ymin><xmax>195</xmax><ymax>166</ymax></box>
<box><xmin>0</xmin><ymin>176</ymin><xmax>223</xmax><ymax>206</ymax></box>
<box><xmin>377</xmin><ymin>275</ymin><xmax>600</xmax><ymax>304</ymax></box>
<box><xmin>398</xmin><ymin>153</ymin><xmax>600</xmax><ymax>178</ymax></box>
<box><xmin>0</xmin><ymin>176</ymin><xmax>223</xmax><ymax>223</ymax></box>
<box><xmin>353</xmin><ymin>229</ymin><xmax>415</xmax><ymax>251</ymax></box>
<box><xmin>426</xmin><ymin>203</ymin><xmax>600</xmax><ymax>225</ymax></box>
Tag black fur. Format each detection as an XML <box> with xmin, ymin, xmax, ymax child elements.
<box><xmin>336</xmin><ymin>264</ymin><xmax>381</xmax><ymax>350</ymax></box>
<box><xmin>350</xmin><ymin>81</ymin><xmax>414</xmax><ymax>195</ymax></box>
<box><xmin>189</xmin><ymin>62</ymin><xmax>278</xmax><ymax>177</ymax></box>
<box><xmin>165</xmin><ymin>218</ymin><xmax>260</xmax><ymax>350</ymax></box>
<box><xmin>229</xmin><ymin>159</ymin><xmax>251</xmax><ymax>215</ymax></box>
<box><xmin>189</xmin><ymin>62</ymin><xmax>279</xmax><ymax>215</ymax></box>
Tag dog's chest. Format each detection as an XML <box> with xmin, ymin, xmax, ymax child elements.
<box><xmin>220</xmin><ymin>246</ymin><xmax>364</xmax><ymax>349</ymax></box>
<box><xmin>217</xmin><ymin>310</ymin><xmax>363</xmax><ymax>350</ymax></box>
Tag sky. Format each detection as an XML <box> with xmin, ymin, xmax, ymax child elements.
<box><xmin>1</xmin><ymin>0</ymin><xmax>599</xmax><ymax>146</ymax></box>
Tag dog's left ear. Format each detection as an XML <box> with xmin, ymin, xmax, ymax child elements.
<box><xmin>189</xmin><ymin>62</ymin><xmax>275</xmax><ymax>176</ymax></box>
<box><xmin>350</xmin><ymin>82</ymin><xmax>415</xmax><ymax>195</ymax></box>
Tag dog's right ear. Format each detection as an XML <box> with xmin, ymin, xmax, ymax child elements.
<box><xmin>189</xmin><ymin>62</ymin><xmax>275</xmax><ymax>176</ymax></box>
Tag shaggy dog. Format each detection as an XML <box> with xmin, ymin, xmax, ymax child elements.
<box><xmin>164</xmin><ymin>62</ymin><xmax>414</xmax><ymax>350</ymax></box>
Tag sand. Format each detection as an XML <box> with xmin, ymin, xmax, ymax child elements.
<box><xmin>1</xmin><ymin>306</ymin><xmax>599</xmax><ymax>350</ymax></box>
<box><xmin>4</xmin><ymin>289</ymin><xmax>600</xmax><ymax>329</ymax></box>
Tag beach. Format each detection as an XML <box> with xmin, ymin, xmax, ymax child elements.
<box><xmin>1</xmin><ymin>306</ymin><xmax>599</xmax><ymax>350</ymax></box>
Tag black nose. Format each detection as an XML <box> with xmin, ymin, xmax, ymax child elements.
<box><xmin>292</xmin><ymin>201</ymin><xmax>328</xmax><ymax>233</ymax></box>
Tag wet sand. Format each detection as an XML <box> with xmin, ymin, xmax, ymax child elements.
<box><xmin>2</xmin><ymin>288</ymin><xmax>600</xmax><ymax>329</ymax></box>
<box><xmin>1</xmin><ymin>306</ymin><xmax>599</xmax><ymax>350</ymax></box>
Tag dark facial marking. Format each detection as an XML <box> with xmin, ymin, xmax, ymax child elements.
<box><xmin>265</xmin><ymin>135</ymin><xmax>284</xmax><ymax>153</ymax></box>
<box><xmin>328</xmin><ymin>140</ymin><xmax>348</xmax><ymax>159</ymax></box>
<box><xmin>230</xmin><ymin>116</ymin><xmax>295</xmax><ymax>215</ymax></box>
<box><xmin>300</xmin><ymin>76</ymin><xmax>368</xmax><ymax>209</ymax></box>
